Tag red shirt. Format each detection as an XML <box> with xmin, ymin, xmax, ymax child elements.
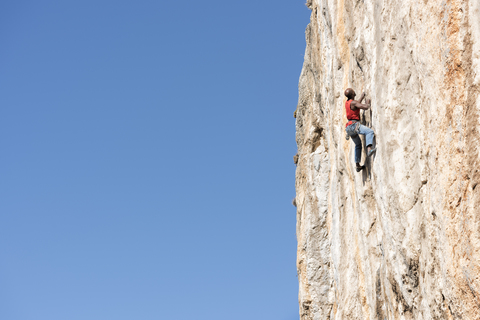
<box><xmin>345</xmin><ymin>100</ymin><xmax>360</xmax><ymax>127</ymax></box>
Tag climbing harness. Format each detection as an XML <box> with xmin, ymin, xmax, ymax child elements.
<box><xmin>345</xmin><ymin>120</ymin><xmax>361</xmax><ymax>138</ymax></box>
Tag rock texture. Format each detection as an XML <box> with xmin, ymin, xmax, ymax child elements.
<box><xmin>294</xmin><ymin>0</ymin><xmax>480</xmax><ymax>319</ymax></box>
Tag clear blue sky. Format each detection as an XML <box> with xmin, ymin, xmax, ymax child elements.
<box><xmin>0</xmin><ymin>1</ymin><xmax>309</xmax><ymax>319</ymax></box>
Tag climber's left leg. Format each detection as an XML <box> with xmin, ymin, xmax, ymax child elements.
<box><xmin>351</xmin><ymin>134</ymin><xmax>364</xmax><ymax>171</ymax></box>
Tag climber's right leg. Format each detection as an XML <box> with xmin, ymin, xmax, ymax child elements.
<box><xmin>358</xmin><ymin>125</ymin><xmax>376</xmax><ymax>156</ymax></box>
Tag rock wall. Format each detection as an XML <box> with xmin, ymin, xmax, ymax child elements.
<box><xmin>294</xmin><ymin>0</ymin><xmax>480</xmax><ymax>318</ymax></box>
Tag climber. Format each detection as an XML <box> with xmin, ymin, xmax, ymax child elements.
<box><xmin>344</xmin><ymin>88</ymin><xmax>376</xmax><ymax>172</ymax></box>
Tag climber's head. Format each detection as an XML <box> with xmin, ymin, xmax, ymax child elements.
<box><xmin>344</xmin><ymin>88</ymin><xmax>355</xmax><ymax>100</ymax></box>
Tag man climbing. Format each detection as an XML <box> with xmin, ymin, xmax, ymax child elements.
<box><xmin>344</xmin><ymin>88</ymin><xmax>376</xmax><ymax>172</ymax></box>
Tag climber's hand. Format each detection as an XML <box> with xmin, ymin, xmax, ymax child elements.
<box><xmin>359</xmin><ymin>92</ymin><xmax>366</xmax><ymax>102</ymax></box>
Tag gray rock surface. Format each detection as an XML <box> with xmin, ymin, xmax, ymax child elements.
<box><xmin>294</xmin><ymin>0</ymin><xmax>480</xmax><ymax>318</ymax></box>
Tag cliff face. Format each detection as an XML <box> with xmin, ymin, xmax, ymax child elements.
<box><xmin>294</xmin><ymin>0</ymin><xmax>480</xmax><ymax>319</ymax></box>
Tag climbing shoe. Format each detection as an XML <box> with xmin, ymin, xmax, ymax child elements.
<box><xmin>356</xmin><ymin>165</ymin><xmax>365</xmax><ymax>172</ymax></box>
<box><xmin>368</xmin><ymin>147</ymin><xmax>377</xmax><ymax>157</ymax></box>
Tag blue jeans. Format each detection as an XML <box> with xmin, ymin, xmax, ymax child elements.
<box><xmin>346</xmin><ymin>123</ymin><xmax>374</xmax><ymax>163</ymax></box>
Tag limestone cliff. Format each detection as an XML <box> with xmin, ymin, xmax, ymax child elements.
<box><xmin>294</xmin><ymin>0</ymin><xmax>480</xmax><ymax>318</ymax></box>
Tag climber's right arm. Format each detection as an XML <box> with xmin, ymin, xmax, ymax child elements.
<box><xmin>351</xmin><ymin>99</ymin><xmax>371</xmax><ymax>110</ymax></box>
<box><xmin>359</xmin><ymin>92</ymin><xmax>365</xmax><ymax>103</ymax></box>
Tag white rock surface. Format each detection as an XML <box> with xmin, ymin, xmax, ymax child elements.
<box><xmin>295</xmin><ymin>0</ymin><xmax>480</xmax><ymax>319</ymax></box>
